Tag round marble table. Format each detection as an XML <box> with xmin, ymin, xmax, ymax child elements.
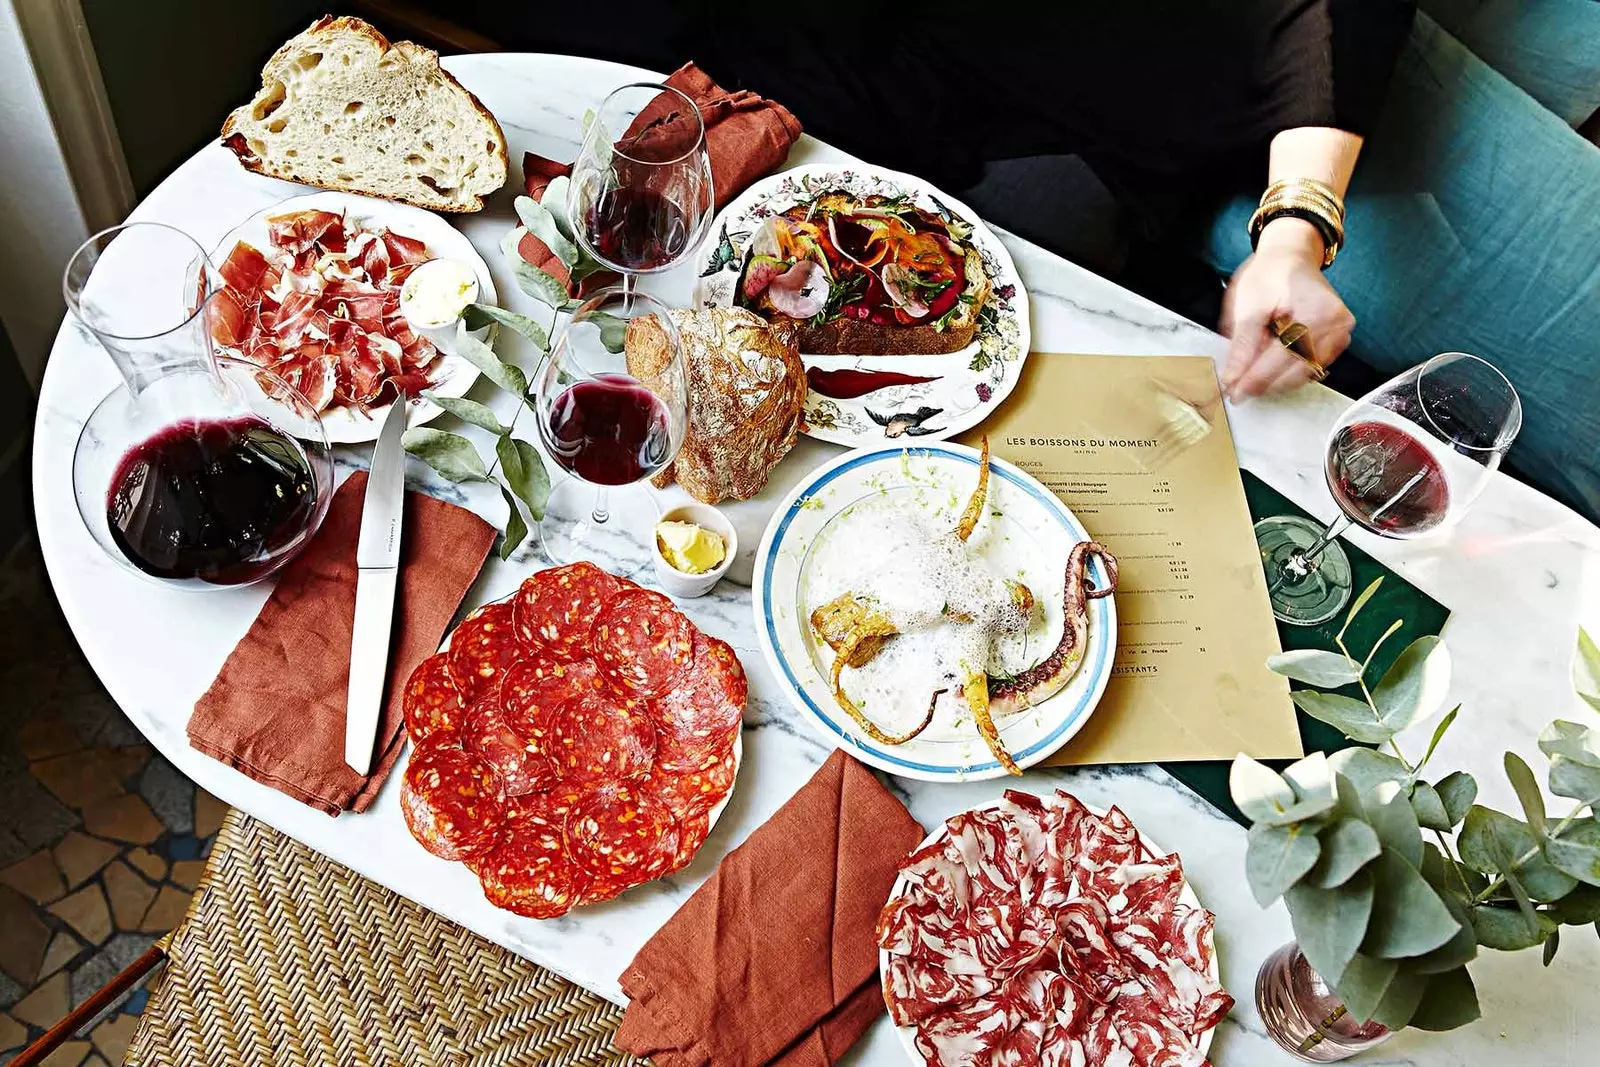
<box><xmin>33</xmin><ymin>53</ymin><xmax>1600</xmax><ymax>1065</ymax></box>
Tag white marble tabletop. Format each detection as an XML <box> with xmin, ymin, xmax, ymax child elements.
<box><xmin>32</xmin><ymin>53</ymin><xmax>1600</xmax><ymax>1066</ymax></box>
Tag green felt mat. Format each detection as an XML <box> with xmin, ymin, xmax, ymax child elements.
<box><xmin>1158</xmin><ymin>471</ymin><xmax>1451</xmax><ymax>826</ymax></box>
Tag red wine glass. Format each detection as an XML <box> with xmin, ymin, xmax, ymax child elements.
<box><xmin>567</xmin><ymin>82</ymin><xmax>714</xmax><ymax>289</ymax></box>
<box><xmin>64</xmin><ymin>223</ymin><xmax>333</xmax><ymax>589</ymax></box>
<box><xmin>1256</xmin><ymin>352</ymin><xmax>1522</xmax><ymax>624</ymax></box>
<box><xmin>532</xmin><ymin>287</ymin><xmax>688</xmax><ymax>573</ymax></box>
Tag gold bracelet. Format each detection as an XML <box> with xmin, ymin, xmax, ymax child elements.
<box><xmin>1263</xmin><ymin>178</ymin><xmax>1346</xmax><ymax>221</ymax></box>
<box><xmin>1248</xmin><ymin>179</ymin><xmax>1346</xmax><ymax>268</ymax></box>
<box><xmin>1251</xmin><ymin>194</ymin><xmax>1346</xmax><ymax>247</ymax></box>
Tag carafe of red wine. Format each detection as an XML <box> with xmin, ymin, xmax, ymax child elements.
<box><xmin>65</xmin><ymin>222</ymin><xmax>334</xmax><ymax>589</ymax></box>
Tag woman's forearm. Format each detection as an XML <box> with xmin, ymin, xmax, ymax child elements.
<box><xmin>1268</xmin><ymin>126</ymin><xmax>1364</xmax><ymax>197</ymax></box>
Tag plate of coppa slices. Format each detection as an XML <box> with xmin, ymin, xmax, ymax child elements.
<box><xmin>399</xmin><ymin>563</ymin><xmax>744</xmax><ymax>918</ymax></box>
<box><xmin>693</xmin><ymin>164</ymin><xmax>1030</xmax><ymax>448</ymax></box>
<box><xmin>209</xmin><ymin>190</ymin><xmax>495</xmax><ymax>443</ymax></box>
<box><xmin>878</xmin><ymin>789</ymin><xmax>1231</xmax><ymax>1066</ymax></box>
<box><xmin>752</xmin><ymin>440</ymin><xmax>1117</xmax><ymax>782</ymax></box>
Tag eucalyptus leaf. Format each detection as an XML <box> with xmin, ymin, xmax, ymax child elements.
<box><xmin>464</xmin><ymin>302</ymin><xmax>550</xmax><ymax>351</ymax></box>
<box><xmin>1504</xmin><ymin>751</ymin><xmax>1547</xmax><ymax>833</ymax></box>
<box><xmin>1285</xmin><ymin>872</ymin><xmax>1373</xmax><ymax>986</ymax></box>
<box><xmin>1292</xmin><ymin>691</ymin><xmax>1394</xmax><ymax>744</ymax></box>
<box><xmin>539</xmin><ymin>174</ymin><xmax>575</xmax><ymax>241</ymax></box>
<box><xmin>1247</xmin><ymin>821</ymin><xmax>1321</xmax><ymax>906</ymax></box>
<box><xmin>1362</xmin><ymin>617</ymin><xmax>1405</xmax><ymax>670</ymax></box>
<box><xmin>1543</xmin><ymin>818</ymin><xmax>1600</xmax><ymax>885</ymax></box>
<box><xmin>1547</xmin><ymin>882</ymin><xmax>1600</xmax><ymax>925</ymax></box>
<box><xmin>1371</xmin><ymin>635</ymin><xmax>1452</xmax><ymax>732</ymax></box>
<box><xmin>1410</xmin><ymin>849</ymin><xmax>1480</xmax><ymax>974</ymax></box>
<box><xmin>1231</xmin><ymin>756</ymin><xmax>1296</xmax><ymax>824</ymax></box>
<box><xmin>454</xmin><ymin>323</ymin><xmax>528</xmax><ymax>396</ymax></box>
<box><xmin>515</xmin><ymin>194</ymin><xmax>581</xmax><ymax>268</ymax></box>
<box><xmin>1410</xmin><ymin>782</ymin><xmax>1452</xmax><ymax>832</ymax></box>
<box><xmin>1576</xmin><ymin>628</ymin><xmax>1600</xmax><ymax>713</ymax></box>
<box><xmin>1538</xmin><ymin>720</ymin><xmax>1600</xmax><ymax>768</ymax></box>
<box><xmin>423</xmin><ymin>392</ymin><xmax>506</xmax><ymax>435</ymax></box>
<box><xmin>1416</xmin><ymin>705</ymin><xmax>1460</xmax><ymax>774</ymax></box>
<box><xmin>1331</xmin><ymin>951</ymin><xmax>1397</xmax><ymax>1023</ymax></box>
<box><xmin>1364</xmin><ymin>781</ymin><xmax>1424</xmax><ymax>868</ymax></box>
<box><xmin>1406</xmin><ymin>966</ymin><xmax>1481</xmax><ymax>1031</ymax></box>
<box><xmin>501</xmin><ymin>226</ymin><xmax>577</xmax><ymax>310</ymax></box>
<box><xmin>1459</xmin><ymin>807</ymin><xmax>1578</xmax><ymax>901</ymax></box>
<box><xmin>1486</xmin><ymin>827</ymin><xmax>1545</xmax><ymax>936</ymax></box>
<box><xmin>1361</xmin><ymin>847</ymin><xmax>1461</xmax><ymax>959</ymax></box>
<box><xmin>496</xmin><ymin>436</ymin><xmax>551</xmax><ymax>521</ymax></box>
<box><xmin>1549</xmin><ymin>757</ymin><xmax>1600</xmax><ymax>808</ymax></box>
<box><xmin>1543</xmin><ymin>927</ymin><xmax>1561</xmax><ymax>966</ymax></box>
<box><xmin>1434</xmin><ymin>771</ymin><xmax>1478</xmax><ymax>828</ymax></box>
<box><xmin>1471</xmin><ymin>903</ymin><xmax>1554</xmax><ymax>950</ymax></box>
<box><xmin>1343</xmin><ymin>576</ymin><xmax>1384</xmax><ymax>633</ymax></box>
<box><xmin>401</xmin><ymin>428</ymin><xmax>488</xmax><ymax>482</ymax></box>
<box><xmin>1369</xmin><ymin>964</ymin><xmax>1428</xmax><ymax>1030</ymax></box>
<box><xmin>1311</xmin><ymin>819</ymin><xmax>1382</xmax><ymax>888</ymax></box>
<box><xmin>589</xmin><ymin>311</ymin><xmax>630</xmax><ymax>354</ymax></box>
<box><xmin>1266</xmin><ymin>649</ymin><xmax>1362</xmax><ymax>687</ymax></box>
<box><xmin>498</xmin><ymin>484</ymin><xmax>528</xmax><ymax>562</ymax></box>
<box><xmin>1329</xmin><ymin>747</ymin><xmax>1411</xmax><ymax>794</ymax></box>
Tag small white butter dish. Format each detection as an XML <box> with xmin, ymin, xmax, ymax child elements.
<box><xmin>400</xmin><ymin>258</ymin><xmax>484</xmax><ymax>355</ymax></box>
<box><xmin>651</xmin><ymin>503</ymin><xmax>737</xmax><ymax>599</ymax></box>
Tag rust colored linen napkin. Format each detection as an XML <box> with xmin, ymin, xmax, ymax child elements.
<box><xmin>517</xmin><ymin>61</ymin><xmax>802</xmax><ymax>296</ymax></box>
<box><xmin>615</xmin><ymin>750</ymin><xmax>923</xmax><ymax>1067</ymax></box>
<box><xmin>188</xmin><ymin>472</ymin><xmax>495</xmax><ymax>815</ymax></box>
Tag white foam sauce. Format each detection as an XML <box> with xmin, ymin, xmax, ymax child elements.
<box><xmin>802</xmin><ymin>471</ymin><xmax>1065</xmax><ymax>743</ymax></box>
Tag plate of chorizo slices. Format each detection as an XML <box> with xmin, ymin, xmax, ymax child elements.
<box><xmin>877</xmin><ymin>789</ymin><xmax>1232</xmax><ymax>1066</ymax></box>
<box><xmin>398</xmin><ymin>562</ymin><xmax>744</xmax><ymax>917</ymax></box>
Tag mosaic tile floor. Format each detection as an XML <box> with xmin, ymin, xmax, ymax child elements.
<box><xmin>1</xmin><ymin>539</ymin><xmax>223</xmax><ymax>1066</ymax></box>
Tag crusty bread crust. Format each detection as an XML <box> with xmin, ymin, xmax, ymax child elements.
<box><xmin>221</xmin><ymin>16</ymin><xmax>507</xmax><ymax>212</ymax></box>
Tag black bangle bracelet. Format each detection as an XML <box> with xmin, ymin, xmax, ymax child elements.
<box><xmin>1252</xmin><ymin>206</ymin><xmax>1338</xmax><ymax>257</ymax></box>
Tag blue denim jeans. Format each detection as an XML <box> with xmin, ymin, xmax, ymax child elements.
<box><xmin>1204</xmin><ymin>12</ymin><xmax>1600</xmax><ymax>522</ymax></box>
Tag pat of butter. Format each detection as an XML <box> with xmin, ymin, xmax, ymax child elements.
<box><xmin>400</xmin><ymin>259</ymin><xmax>479</xmax><ymax>327</ymax></box>
<box><xmin>656</xmin><ymin>520</ymin><xmax>726</xmax><ymax>575</ymax></box>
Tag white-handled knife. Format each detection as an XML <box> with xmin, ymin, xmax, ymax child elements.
<box><xmin>345</xmin><ymin>398</ymin><xmax>409</xmax><ymax>775</ymax></box>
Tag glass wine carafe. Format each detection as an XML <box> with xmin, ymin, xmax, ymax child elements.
<box><xmin>65</xmin><ymin>222</ymin><xmax>334</xmax><ymax>589</ymax></box>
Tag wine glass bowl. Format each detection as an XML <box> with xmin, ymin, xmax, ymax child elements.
<box><xmin>567</xmin><ymin>83</ymin><xmax>715</xmax><ymax>277</ymax></box>
<box><xmin>532</xmin><ymin>287</ymin><xmax>688</xmax><ymax>570</ymax></box>
<box><xmin>1258</xmin><ymin>352</ymin><xmax>1522</xmax><ymax>625</ymax></box>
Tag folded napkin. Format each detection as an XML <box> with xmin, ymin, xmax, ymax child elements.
<box><xmin>188</xmin><ymin>472</ymin><xmax>495</xmax><ymax>815</ymax></box>
<box><xmin>517</xmin><ymin>61</ymin><xmax>802</xmax><ymax>297</ymax></box>
<box><xmin>615</xmin><ymin>750</ymin><xmax>923</xmax><ymax>1067</ymax></box>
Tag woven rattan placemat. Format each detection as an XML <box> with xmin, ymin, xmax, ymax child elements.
<box><xmin>125</xmin><ymin>809</ymin><xmax>643</xmax><ymax>1067</ymax></box>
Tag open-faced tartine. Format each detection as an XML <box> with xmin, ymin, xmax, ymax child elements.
<box><xmin>735</xmin><ymin>191</ymin><xmax>990</xmax><ymax>355</ymax></box>
<box><xmin>221</xmin><ymin>16</ymin><xmax>507</xmax><ymax>212</ymax></box>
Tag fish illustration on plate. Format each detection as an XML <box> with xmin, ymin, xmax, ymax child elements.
<box><xmin>867</xmin><ymin>406</ymin><xmax>946</xmax><ymax>438</ymax></box>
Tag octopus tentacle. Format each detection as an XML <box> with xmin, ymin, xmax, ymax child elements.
<box><xmin>989</xmin><ymin>541</ymin><xmax>1118</xmax><ymax>716</ymax></box>
<box><xmin>962</xmin><ymin>670</ymin><xmax>1022</xmax><ymax>776</ymax></box>
<box><xmin>827</xmin><ymin>630</ymin><xmax>938</xmax><ymax>745</ymax></box>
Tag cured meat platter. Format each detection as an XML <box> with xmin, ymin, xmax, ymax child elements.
<box><xmin>400</xmin><ymin>563</ymin><xmax>745</xmax><ymax>918</ymax></box>
<box><xmin>878</xmin><ymin>791</ymin><xmax>1231</xmax><ymax>1066</ymax></box>
<box><xmin>210</xmin><ymin>190</ymin><xmax>494</xmax><ymax>443</ymax></box>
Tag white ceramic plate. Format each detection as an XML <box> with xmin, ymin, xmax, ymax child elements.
<box><xmin>212</xmin><ymin>190</ymin><xmax>494</xmax><ymax>444</ymax></box>
<box><xmin>751</xmin><ymin>442</ymin><xmax>1114</xmax><ymax>782</ymax></box>
<box><xmin>693</xmin><ymin>164</ymin><xmax>1031</xmax><ymax>448</ymax></box>
<box><xmin>437</xmin><ymin>593</ymin><xmax>742</xmax><ymax>839</ymax></box>
<box><xmin>878</xmin><ymin>795</ymin><xmax>1219</xmax><ymax>1063</ymax></box>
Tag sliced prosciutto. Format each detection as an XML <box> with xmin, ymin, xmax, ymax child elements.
<box><xmin>210</xmin><ymin>208</ymin><xmax>443</xmax><ymax>414</ymax></box>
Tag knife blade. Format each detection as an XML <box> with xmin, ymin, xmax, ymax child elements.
<box><xmin>345</xmin><ymin>398</ymin><xmax>409</xmax><ymax>775</ymax></box>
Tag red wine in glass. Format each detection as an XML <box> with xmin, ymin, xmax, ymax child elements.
<box><xmin>545</xmin><ymin>373</ymin><xmax>673</xmax><ymax>485</ymax></box>
<box><xmin>1325</xmin><ymin>420</ymin><xmax>1451</xmax><ymax>535</ymax></box>
<box><xmin>584</xmin><ymin>188</ymin><xmax>691</xmax><ymax>273</ymax></box>
<box><xmin>106</xmin><ymin>416</ymin><xmax>319</xmax><ymax>584</ymax></box>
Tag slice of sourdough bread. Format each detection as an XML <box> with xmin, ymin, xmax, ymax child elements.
<box><xmin>221</xmin><ymin>16</ymin><xmax>507</xmax><ymax>212</ymax></box>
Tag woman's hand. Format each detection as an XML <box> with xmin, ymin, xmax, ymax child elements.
<box><xmin>1219</xmin><ymin>216</ymin><xmax>1355</xmax><ymax>399</ymax></box>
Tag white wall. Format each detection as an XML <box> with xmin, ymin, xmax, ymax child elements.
<box><xmin>0</xmin><ymin>0</ymin><xmax>90</xmax><ymax>387</ymax></box>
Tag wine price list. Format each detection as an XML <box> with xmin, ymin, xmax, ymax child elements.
<box><xmin>961</xmin><ymin>353</ymin><xmax>1301</xmax><ymax>765</ymax></box>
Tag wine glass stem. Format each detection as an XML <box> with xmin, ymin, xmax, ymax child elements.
<box><xmin>591</xmin><ymin>485</ymin><xmax>611</xmax><ymax>525</ymax></box>
<box><xmin>620</xmin><ymin>272</ymin><xmax>636</xmax><ymax>298</ymax></box>
<box><xmin>1273</xmin><ymin>513</ymin><xmax>1354</xmax><ymax>590</ymax></box>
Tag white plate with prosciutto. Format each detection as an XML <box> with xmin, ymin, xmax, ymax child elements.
<box><xmin>752</xmin><ymin>440</ymin><xmax>1117</xmax><ymax>782</ymax></box>
<box><xmin>878</xmin><ymin>790</ymin><xmax>1232</xmax><ymax>1066</ymax></box>
<box><xmin>693</xmin><ymin>165</ymin><xmax>1030</xmax><ymax>448</ymax></box>
<box><xmin>209</xmin><ymin>190</ymin><xmax>494</xmax><ymax>443</ymax></box>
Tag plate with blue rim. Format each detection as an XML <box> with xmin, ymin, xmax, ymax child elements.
<box><xmin>752</xmin><ymin>442</ymin><xmax>1115</xmax><ymax>782</ymax></box>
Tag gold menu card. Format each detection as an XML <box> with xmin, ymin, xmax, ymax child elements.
<box><xmin>958</xmin><ymin>353</ymin><xmax>1301</xmax><ymax>765</ymax></box>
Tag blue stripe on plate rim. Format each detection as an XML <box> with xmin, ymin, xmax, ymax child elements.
<box><xmin>757</xmin><ymin>443</ymin><xmax>1113</xmax><ymax>777</ymax></box>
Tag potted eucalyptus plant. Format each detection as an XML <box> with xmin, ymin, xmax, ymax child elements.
<box><xmin>1231</xmin><ymin>579</ymin><xmax>1600</xmax><ymax>1061</ymax></box>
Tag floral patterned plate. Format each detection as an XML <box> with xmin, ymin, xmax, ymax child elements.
<box><xmin>693</xmin><ymin>165</ymin><xmax>1030</xmax><ymax>448</ymax></box>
